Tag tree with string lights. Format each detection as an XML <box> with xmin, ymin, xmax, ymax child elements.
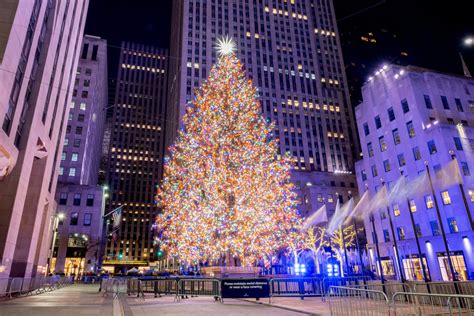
<box><xmin>155</xmin><ymin>37</ymin><xmax>301</xmax><ymax>267</ymax></box>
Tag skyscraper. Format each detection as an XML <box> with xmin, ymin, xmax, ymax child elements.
<box><xmin>167</xmin><ymin>0</ymin><xmax>359</xmax><ymax>219</ymax></box>
<box><xmin>53</xmin><ymin>35</ymin><xmax>108</xmax><ymax>276</ymax></box>
<box><xmin>104</xmin><ymin>42</ymin><xmax>168</xmax><ymax>269</ymax></box>
<box><xmin>355</xmin><ymin>64</ymin><xmax>474</xmax><ymax>281</ymax></box>
<box><xmin>0</xmin><ymin>0</ymin><xmax>89</xmax><ymax>278</ymax></box>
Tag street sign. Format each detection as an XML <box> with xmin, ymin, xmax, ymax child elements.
<box><xmin>221</xmin><ymin>278</ymin><xmax>270</xmax><ymax>298</ymax></box>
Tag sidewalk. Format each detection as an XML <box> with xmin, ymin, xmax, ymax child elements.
<box><xmin>243</xmin><ymin>297</ymin><xmax>331</xmax><ymax>316</ymax></box>
<box><xmin>0</xmin><ymin>284</ymin><xmax>113</xmax><ymax>316</ymax></box>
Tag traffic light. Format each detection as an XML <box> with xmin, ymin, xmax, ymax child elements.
<box><xmin>157</xmin><ymin>250</ymin><xmax>163</xmax><ymax>257</ymax></box>
<box><xmin>118</xmin><ymin>253</ymin><xmax>123</xmax><ymax>259</ymax></box>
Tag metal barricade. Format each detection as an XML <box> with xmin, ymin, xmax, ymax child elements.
<box><xmin>0</xmin><ymin>278</ymin><xmax>10</xmax><ymax>297</ymax></box>
<box><xmin>7</xmin><ymin>278</ymin><xmax>23</xmax><ymax>298</ymax></box>
<box><xmin>269</xmin><ymin>277</ymin><xmax>322</xmax><ymax>302</ymax></box>
<box><xmin>328</xmin><ymin>286</ymin><xmax>390</xmax><ymax>316</ymax></box>
<box><xmin>20</xmin><ymin>278</ymin><xmax>32</xmax><ymax>294</ymax></box>
<box><xmin>176</xmin><ymin>278</ymin><xmax>221</xmax><ymax>302</ymax></box>
<box><xmin>141</xmin><ymin>278</ymin><xmax>179</xmax><ymax>298</ymax></box>
<box><xmin>348</xmin><ymin>281</ymin><xmax>413</xmax><ymax>300</ymax></box>
<box><xmin>392</xmin><ymin>292</ymin><xmax>474</xmax><ymax>315</ymax></box>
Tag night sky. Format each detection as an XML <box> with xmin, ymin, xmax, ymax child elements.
<box><xmin>84</xmin><ymin>0</ymin><xmax>473</xmax><ymax>99</ymax></box>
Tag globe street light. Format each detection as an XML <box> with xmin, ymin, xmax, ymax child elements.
<box><xmin>464</xmin><ymin>36</ymin><xmax>474</xmax><ymax>47</ymax></box>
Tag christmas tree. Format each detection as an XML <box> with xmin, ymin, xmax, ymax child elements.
<box><xmin>156</xmin><ymin>38</ymin><xmax>301</xmax><ymax>266</ymax></box>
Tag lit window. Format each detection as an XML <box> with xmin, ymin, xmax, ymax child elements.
<box><xmin>447</xmin><ymin>217</ymin><xmax>458</xmax><ymax>233</ymax></box>
<box><xmin>384</xmin><ymin>159</ymin><xmax>391</xmax><ymax>172</ymax></box>
<box><xmin>379</xmin><ymin>136</ymin><xmax>387</xmax><ymax>151</ymax></box>
<box><xmin>407</xmin><ymin>121</ymin><xmax>416</xmax><ymax>138</ymax></box>
<box><xmin>58</xmin><ymin>167</ymin><xmax>64</xmax><ymax>176</ymax></box>
<box><xmin>327</xmin><ymin>195</ymin><xmax>334</xmax><ymax>203</ymax></box>
<box><xmin>70</xmin><ymin>101</ymin><xmax>75</xmax><ymax>109</ymax></box>
<box><xmin>430</xmin><ymin>220</ymin><xmax>440</xmax><ymax>236</ymax></box>
<box><xmin>71</xmin><ymin>153</ymin><xmax>78</xmax><ymax>161</ymax></box>
<box><xmin>397</xmin><ymin>153</ymin><xmax>406</xmax><ymax>167</ymax></box>
<box><xmin>70</xmin><ymin>212</ymin><xmax>78</xmax><ymax>226</ymax></box>
<box><xmin>425</xmin><ymin>195</ymin><xmax>434</xmax><ymax>209</ymax></box>
<box><xmin>469</xmin><ymin>189</ymin><xmax>474</xmax><ymax>202</ymax></box>
<box><xmin>392</xmin><ymin>128</ymin><xmax>400</xmax><ymax>145</ymax></box>
<box><xmin>413</xmin><ymin>146</ymin><xmax>422</xmax><ymax>160</ymax></box>
<box><xmin>441</xmin><ymin>190</ymin><xmax>451</xmax><ymax>205</ymax></box>
<box><xmin>367</xmin><ymin>142</ymin><xmax>374</xmax><ymax>157</ymax></box>
<box><xmin>393</xmin><ymin>204</ymin><xmax>400</xmax><ymax>216</ymax></box>
<box><xmin>69</xmin><ymin>167</ymin><xmax>76</xmax><ymax>177</ymax></box>
<box><xmin>80</xmin><ymin>102</ymin><xmax>87</xmax><ymax>110</ymax></box>
<box><xmin>397</xmin><ymin>227</ymin><xmax>406</xmax><ymax>240</ymax></box>
<box><xmin>84</xmin><ymin>213</ymin><xmax>92</xmax><ymax>226</ymax></box>
<box><xmin>409</xmin><ymin>199</ymin><xmax>417</xmax><ymax>212</ymax></box>
<box><xmin>371</xmin><ymin>165</ymin><xmax>378</xmax><ymax>177</ymax></box>
<box><xmin>61</xmin><ymin>152</ymin><xmax>66</xmax><ymax>161</ymax></box>
<box><xmin>64</xmin><ymin>138</ymin><xmax>69</xmax><ymax>146</ymax></box>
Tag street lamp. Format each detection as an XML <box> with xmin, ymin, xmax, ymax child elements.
<box><xmin>464</xmin><ymin>36</ymin><xmax>474</xmax><ymax>47</ymax></box>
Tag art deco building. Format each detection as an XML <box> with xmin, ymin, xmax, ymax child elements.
<box><xmin>355</xmin><ymin>64</ymin><xmax>474</xmax><ymax>281</ymax></box>
<box><xmin>0</xmin><ymin>0</ymin><xmax>89</xmax><ymax>278</ymax></box>
<box><xmin>167</xmin><ymin>0</ymin><xmax>360</xmax><ymax>222</ymax></box>
<box><xmin>104</xmin><ymin>42</ymin><xmax>168</xmax><ymax>269</ymax></box>
<box><xmin>53</xmin><ymin>35</ymin><xmax>107</xmax><ymax>276</ymax></box>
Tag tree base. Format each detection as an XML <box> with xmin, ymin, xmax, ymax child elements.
<box><xmin>201</xmin><ymin>266</ymin><xmax>262</xmax><ymax>278</ymax></box>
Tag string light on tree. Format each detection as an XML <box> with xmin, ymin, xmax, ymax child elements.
<box><xmin>155</xmin><ymin>37</ymin><xmax>301</xmax><ymax>267</ymax></box>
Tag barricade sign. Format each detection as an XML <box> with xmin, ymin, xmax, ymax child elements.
<box><xmin>221</xmin><ymin>279</ymin><xmax>269</xmax><ymax>298</ymax></box>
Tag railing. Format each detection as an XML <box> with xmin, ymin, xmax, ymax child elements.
<box><xmin>176</xmin><ymin>278</ymin><xmax>221</xmax><ymax>302</ymax></box>
<box><xmin>269</xmin><ymin>277</ymin><xmax>323</xmax><ymax>302</ymax></box>
<box><xmin>100</xmin><ymin>278</ymin><xmax>128</xmax><ymax>297</ymax></box>
<box><xmin>0</xmin><ymin>275</ymin><xmax>74</xmax><ymax>298</ymax></box>
<box><xmin>392</xmin><ymin>292</ymin><xmax>474</xmax><ymax>315</ymax></box>
<box><xmin>347</xmin><ymin>281</ymin><xmax>413</xmax><ymax>300</ymax></box>
<box><xmin>136</xmin><ymin>278</ymin><xmax>178</xmax><ymax>298</ymax></box>
<box><xmin>327</xmin><ymin>286</ymin><xmax>390</xmax><ymax>316</ymax></box>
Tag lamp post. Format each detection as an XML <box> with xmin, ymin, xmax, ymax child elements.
<box><xmin>97</xmin><ymin>185</ymin><xmax>109</xmax><ymax>273</ymax></box>
<box><xmin>47</xmin><ymin>212</ymin><xmax>65</xmax><ymax>274</ymax></box>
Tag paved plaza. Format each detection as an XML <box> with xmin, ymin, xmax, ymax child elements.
<box><xmin>0</xmin><ymin>284</ymin><xmax>324</xmax><ymax>316</ymax></box>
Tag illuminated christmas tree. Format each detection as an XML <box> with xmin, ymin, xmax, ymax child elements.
<box><xmin>156</xmin><ymin>37</ymin><xmax>301</xmax><ymax>266</ymax></box>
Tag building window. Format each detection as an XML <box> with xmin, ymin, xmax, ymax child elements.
<box><xmin>392</xmin><ymin>128</ymin><xmax>400</xmax><ymax>145</ymax></box>
<box><xmin>84</xmin><ymin>213</ymin><xmax>92</xmax><ymax>226</ymax></box>
<box><xmin>71</xmin><ymin>153</ymin><xmax>78</xmax><ymax>161</ymax></box>
<box><xmin>375</xmin><ymin>115</ymin><xmax>382</xmax><ymax>129</ymax></box>
<box><xmin>327</xmin><ymin>195</ymin><xmax>334</xmax><ymax>203</ymax></box>
<box><xmin>383</xmin><ymin>229</ymin><xmax>390</xmax><ymax>242</ymax></box>
<box><xmin>413</xmin><ymin>146</ymin><xmax>422</xmax><ymax>161</ymax></box>
<box><xmin>384</xmin><ymin>159</ymin><xmax>391</xmax><ymax>172</ymax></box>
<box><xmin>73</xmin><ymin>193</ymin><xmax>81</xmax><ymax>206</ymax></box>
<box><xmin>371</xmin><ymin>165</ymin><xmax>378</xmax><ymax>177</ymax></box>
<box><xmin>61</xmin><ymin>152</ymin><xmax>66</xmax><ymax>160</ymax></box>
<box><xmin>363</xmin><ymin>123</ymin><xmax>370</xmax><ymax>136</ymax></box>
<box><xmin>427</xmin><ymin>140</ymin><xmax>437</xmax><ymax>154</ymax></box>
<box><xmin>401</xmin><ymin>99</ymin><xmax>410</xmax><ymax>113</ymax></box>
<box><xmin>59</xmin><ymin>193</ymin><xmax>68</xmax><ymax>205</ymax></box>
<box><xmin>441</xmin><ymin>190</ymin><xmax>451</xmax><ymax>205</ymax></box>
<box><xmin>397</xmin><ymin>227</ymin><xmax>406</xmax><ymax>240</ymax></box>
<box><xmin>58</xmin><ymin>167</ymin><xmax>64</xmax><ymax>176</ymax></box>
<box><xmin>75</xmin><ymin>126</ymin><xmax>83</xmax><ymax>135</ymax></box>
<box><xmin>469</xmin><ymin>101</ymin><xmax>474</xmax><ymax>113</ymax></box>
<box><xmin>441</xmin><ymin>96</ymin><xmax>450</xmax><ymax>110</ymax></box>
<box><xmin>81</xmin><ymin>91</ymin><xmax>88</xmax><ymax>98</ymax></box>
<box><xmin>78</xmin><ymin>114</ymin><xmax>85</xmax><ymax>122</ymax></box>
<box><xmin>388</xmin><ymin>107</ymin><xmax>395</xmax><ymax>121</ymax></box>
<box><xmin>469</xmin><ymin>189</ymin><xmax>474</xmax><ymax>202</ymax></box>
<box><xmin>70</xmin><ymin>212</ymin><xmax>79</xmax><ymax>226</ymax></box>
<box><xmin>424</xmin><ymin>95</ymin><xmax>433</xmax><ymax>109</ymax></box>
<box><xmin>70</xmin><ymin>101</ymin><xmax>75</xmax><ymax>109</ymax></box>
<box><xmin>409</xmin><ymin>199</ymin><xmax>417</xmax><ymax>212</ymax></box>
<box><xmin>85</xmin><ymin>68</ymin><xmax>92</xmax><ymax>76</ymax></box>
<box><xmin>430</xmin><ymin>220</ymin><xmax>440</xmax><ymax>236</ymax></box>
<box><xmin>64</xmin><ymin>138</ymin><xmax>69</xmax><ymax>146</ymax></box>
<box><xmin>69</xmin><ymin>168</ymin><xmax>76</xmax><ymax>177</ymax></box>
<box><xmin>84</xmin><ymin>79</ymin><xmax>91</xmax><ymax>87</ymax></box>
<box><xmin>379</xmin><ymin>136</ymin><xmax>387</xmax><ymax>151</ymax></box>
<box><xmin>367</xmin><ymin>142</ymin><xmax>374</xmax><ymax>157</ymax></box>
<box><xmin>448</xmin><ymin>217</ymin><xmax>458</xmax><ymax>233</ymax></box>
<box><xmin>73</xmin><ymin>139</ymin><xmax>81</xmax><ymax>147</ymax></box>
<box><xmin>461</xmin><ymin>162</ymin><xmax>470</xmax><ymax>176</ymax></box>
<box><xmin>86</xmin><ymin>194</ymin><xmax>94</xmax><ymax>206</ymax></box>
<box><xmin>80</xmin><ymin>102</ymin><xmax>87</xmax><ymax>110</ymax></box>
<box><xmin>361</xmin><ymin>170</ymin><xmax>367</xmax><ymax>181</ymax></box>
<box><xmin>425</xmin><ymin>195</ymin><xmax>434</xmax><ymax>209</ymax></box>
<box><xmin>407</xmin><ymin>121</ymin><xmax>415</xmax><ymax>138</ymax></box>
<box><xmin>455</xmin><ymin>98</ymin><xmax>464</xmax><ymax>112</ymax></box>
<box><xmin>415</xmin><ymin>223</ymin><xmax>422</xmax><ymax>237</ymax></box>
<box><xmin>454</xmin><ymin>137</ymin><xmax>463</xmax><ymax>150</ymax></box>
<box><xmin>393</xmin><ymin>204</ymin><xmax>400</xmax><ymax>216</ymax></box>
<box><xmin>397</xmin><ymin>153</ymin><xmax>406</xmax><ymax>167</ymax></box>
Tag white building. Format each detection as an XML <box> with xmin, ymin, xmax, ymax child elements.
<box><xmin>355</xmin><ymin>64</ymin><xmax>474</xmax><ymax>281</ymax></box>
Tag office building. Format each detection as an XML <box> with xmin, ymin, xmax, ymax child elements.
<box><xmin>52</xmin><ymin>35</ymin><xmax>108</xmax><ymax>276</ymax></box>
<box><xmin>355</xmin><ymin>64</ymin><xmax>474</xmax><ymax>281</ymax></box>
<box><xmin>0</xmin><ymin>0</ymin><xmax>89</xmax><ymax>278</ymax></box>
<box><xmin>104</xmin><ymin>42</ymin><xmax>168</xmax><ymax>270</ymax></box>
<box><xmin>167</xmin><ymin>0</ymin><xmax>360</xmax><ymax>222</ymax></box>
